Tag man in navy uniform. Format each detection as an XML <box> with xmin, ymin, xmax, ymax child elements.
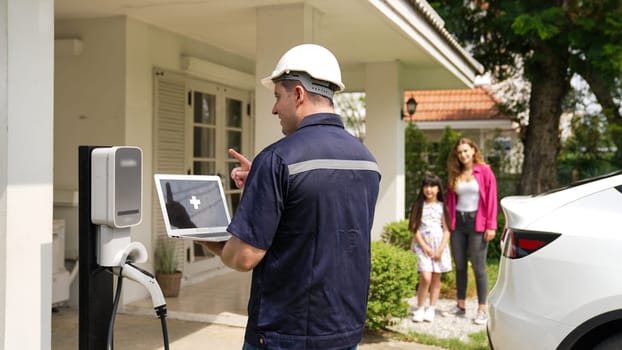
<box><xmin>203</xmin><ymin>43</ymin><xmax>381</xmax><ymax>350</ymax></box>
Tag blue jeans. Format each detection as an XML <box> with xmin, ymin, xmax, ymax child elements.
<box><xmin>243</xmin><ymin>343</ymin><xmax>357</xmax><ymax>350</ymax></box>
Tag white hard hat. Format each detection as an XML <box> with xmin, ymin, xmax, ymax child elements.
<box><xmin>261</xmin><ymin>44</ymin><xmax>345</xmax><ymax>99</ymax></box>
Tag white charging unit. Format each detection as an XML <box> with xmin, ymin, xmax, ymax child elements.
<box><xmin>91</xmin><ymin>146</ymin><xmax>147</xmax><ymax>267</ymax></box>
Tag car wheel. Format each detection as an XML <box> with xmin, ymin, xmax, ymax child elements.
<box><xmin>593</xmin><ymin>332</ymin><xmax>622</xmax><ymax>350</ymax></box>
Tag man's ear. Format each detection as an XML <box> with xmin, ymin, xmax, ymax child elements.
<box><xmin>294</xmin><ymin>85</ymin><xmax>305</xmax><ymax>104</ymax></box>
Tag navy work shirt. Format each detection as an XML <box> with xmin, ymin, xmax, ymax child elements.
<box><xmin>227</xmin><ymin>113</ymin><xmax>381</xmax><ymax>350</ymax></box>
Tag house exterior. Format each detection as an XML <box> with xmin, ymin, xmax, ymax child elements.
<box><xmin>1</xmin><ymin>0</ymin><xmax>483</xmax><ymax>347</ymax></box>
<box><xmin>403</xmin><ymin>86</ymin><xmax>516</xmax><ymax>155</ymax></box>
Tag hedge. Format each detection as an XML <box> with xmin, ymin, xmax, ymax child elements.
<box><xmin>366</xmin><ymin>241</ymin><xmax>418</xmax><ymax>330</ymax></box>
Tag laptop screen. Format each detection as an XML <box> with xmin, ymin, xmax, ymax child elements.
<box><xmin>154</xmin><ymin>174</ymin><xmax>231</xmax><ymax>238</ymax></box>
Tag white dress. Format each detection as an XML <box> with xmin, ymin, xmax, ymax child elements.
<box><xmin>413</xmin><ymin>202</ymin><xmax>452</xmax><ymax>273</ymax></box>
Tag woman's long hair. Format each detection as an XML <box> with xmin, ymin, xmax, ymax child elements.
<box><xmin>447</xmin><ymin>137</ymin><xmax>486</xmax><ymax>190</ymax></box>
<box><xmin>408</xmin><ymin>173</ymin><xmax>449</xmax><ymax>234</ymax></box>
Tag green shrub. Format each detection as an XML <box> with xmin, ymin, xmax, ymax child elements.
<box><xmin>366</xmin><ymin>241</ymin><xmax>418</xmax><ymax>330</ymax></box>
<box><xmin>380</xmin><ymin>220</ymin><xmax>411</xmax><ymax>251</ymax></box>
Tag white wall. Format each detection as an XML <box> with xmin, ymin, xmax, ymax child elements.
<box><xmin>54</xmin><ymin>18</ymin><xmax>127</xmax><ymax>266</ymax></box>
<box><xmin>1</xmin><ymin>0</ymin><xmax>54</xmax><ymax>348</ymax></box>
<box><xmin>124</xmin><ymin>18</ymin><xmax>255</xmax><ymax>302</ymax></box>
<box><xmin>255</xmin><ymin>4</ymin><xmax>316</xmax><ymax>153</ymax></box>
<box><xmin>364</xmin><ymin>62</ymin><xmax>406</xmax><ymax>240</ymax></box>
<box><xmin>0</xmin><ymin>0</ymin><xmax>7</xmax><ymax>342</ymax></box>
<box><xmin>54</xmin><ymin>16</ymin><xmax>256</xmax><ymax>304</ymax></box>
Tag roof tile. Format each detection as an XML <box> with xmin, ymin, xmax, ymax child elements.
<box><xmin>403</xmin><ymin>87</ymin><xmax>512</xmax><ymax>122</ymax></box>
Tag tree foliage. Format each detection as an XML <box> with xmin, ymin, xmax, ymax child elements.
<box><xmin>558</xmin><ymin>110</ymin><xmax>620</xmax><ymax>184</ymax></box>
<box><xmin>404</xmin><ymin>123</ymin><xmax>431</xmax><ymax>216</ymax></box>
<box><xmin>404</xmin><ymin>124</ymin><xmax>462</xmax><ymax>217</ymax></box>
<box><xmin>335</xmin><ymin>92</ymin><xmax>366</xmax><ymax>141</ymax></box>
<box><xmin>431</xmin><ymin>0</ymin><xmax>622</xmax><ymax>194</ymax></box>
<box><xmin>434</xmin><ymin>126</ymin><xmax>463</xmax><ymax>184</ymax></box>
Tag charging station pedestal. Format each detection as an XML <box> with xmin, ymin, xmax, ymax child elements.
<box><xmin>79</xmin><ymin>145</ymin><xmax>166</xmax><ymax>350</ymax></box>
<box><xmin>79</xmin><ymin>146</ymin><xmax>112</xmax><ymax>350</ymax></box>
<box><xmin>79</xmin><ymin>145</ymin><xmax>149</xmax><ymax>350</ymax></box>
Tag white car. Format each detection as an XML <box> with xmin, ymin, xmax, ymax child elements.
<box><xmin>488</xmin><ymin>171</ymin><xmax>622</xmax><ymax>350</ymax></box>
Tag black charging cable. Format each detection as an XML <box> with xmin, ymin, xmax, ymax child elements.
<box><xmin>156</xmin><ymin>305</ymin><xmax>170</xmax><ymax>350</ymax></box>
<box><xmin>106</xmin><ymin>265</ymin><xmax>170</xmax><ymax>350</ymax></box>
<box><xmin>107</xmin><ymin>268</ymin><xmax>124</xmax><ymax>350</ymax></box>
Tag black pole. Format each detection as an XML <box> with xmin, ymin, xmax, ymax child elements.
<box><xmin>79</xmin><ymin>146</ymin><xmax>112</xmax><ymax>350</ymax></box>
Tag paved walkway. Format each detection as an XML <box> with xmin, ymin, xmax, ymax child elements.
<box><xmin>52</xmin><ymin>307</ymin><xmax>443</xmax><ymax>350</ymax></box>
<box><xmin>53</xmin><ymin>269</ymin><xmax>444</xmax><ymax>349</ymax></box>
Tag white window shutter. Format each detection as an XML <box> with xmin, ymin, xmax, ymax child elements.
<box><xmin>153</xmin><ymin>69</ymin><xmax>187</xmax><ymax>270</ymax></box>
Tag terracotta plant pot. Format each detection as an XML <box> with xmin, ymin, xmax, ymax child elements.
<box><xmin>156</xmin><ymin>271</ymin><xmax>182</xmax><ymax>298</ymax></box>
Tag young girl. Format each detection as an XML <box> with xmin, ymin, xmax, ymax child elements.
<box><xmin>409</xmin><ymin>173</ymin><xmax>452</xmax><ymax>323</ymax></box>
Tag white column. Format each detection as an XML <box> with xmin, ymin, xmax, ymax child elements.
<box><xmin>0</xmin><ymin>2</ymin><xmax>6</xmax><ymax>343</ymax></box>
<box><xmin>365</xmin><ymin>62</ymin><xmax>405</xmax><ymax>240</ymax></box>
<box><xmin>1</xmin><ymin>0</ymin><xmax>54</xmax><ymax>349</ymax></box>
<box><xmin>255</xmin><ymin>4</ymin><xmax>315</xmax><ymax>153</ymax></box>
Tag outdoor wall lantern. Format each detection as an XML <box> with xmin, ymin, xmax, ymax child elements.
<box><xmin>406</xmin><ymin>96</ymin><xmax>417</xmax><ymax>118</ymax></box>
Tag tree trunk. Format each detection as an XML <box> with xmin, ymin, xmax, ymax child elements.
<box><xmin>520</xmin><ymin>52</ymin><xmax>570</xmax><ymax>195</ymax></box>
<box><xmin>573</xmin><ymin>58</ymin><xmax>622</xmax><ymax>123</ymax></box>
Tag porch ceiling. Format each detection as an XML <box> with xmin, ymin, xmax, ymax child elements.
<box><xmin>54</xmin><ymin>0</ymin><xmax>483</xmax><ymax>88</ymax></box>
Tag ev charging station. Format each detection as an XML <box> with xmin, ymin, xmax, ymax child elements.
<box><xmin>91</xmin><ymin>146</ymin><xmax>147</xmax><ymax>266</ymax></box>
<box><xmin>79</xmin><ymin>146</ymin><xmax>169</xmax><ymax>350</ymax></box>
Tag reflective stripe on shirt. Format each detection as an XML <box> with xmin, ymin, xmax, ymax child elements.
<box><xmin>288</xmin><ymin>159</ymin><xmax>381</xmax><ymax>175</ymax></box>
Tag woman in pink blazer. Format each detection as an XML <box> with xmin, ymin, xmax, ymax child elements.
<box><xmin>445</xmin><ymin>138</ymin><xmax>498</xmax><ymax>326</ymax></box>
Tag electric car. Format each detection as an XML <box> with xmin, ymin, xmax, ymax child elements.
<box><xmin>488</xmin><ymin>170</ymin><xmax>622</xmax><ymax>350</ymax></box>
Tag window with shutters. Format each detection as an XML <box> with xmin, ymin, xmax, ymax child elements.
<box><xmin>154</xmin><ymin>69</ymin><xmax>252</xmax><ymax>274</ymax></box>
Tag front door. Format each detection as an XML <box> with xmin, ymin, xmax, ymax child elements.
<box><xmin>184</xmin><ymin>80</ymin><xmax>251</xmax><ymax>278</ymax></box>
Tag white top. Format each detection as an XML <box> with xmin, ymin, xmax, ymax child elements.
<box><xmin>455</xmin><ymin>179</ymin><xmax>480</xmax><ymax>212</ymax></box>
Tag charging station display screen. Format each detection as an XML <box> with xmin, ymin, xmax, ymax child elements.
<box><xmin>114</xmin><ymin>147</ymin><xmax>142</xmax><ymax>226</ymax></box>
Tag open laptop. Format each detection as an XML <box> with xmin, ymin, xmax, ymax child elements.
<box><xmin>154</xmin><ymin>174</ymin><xmax>232</xmax><ymax>242</ymax></box>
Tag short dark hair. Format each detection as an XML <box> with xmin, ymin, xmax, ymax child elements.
<box><xmin>279</xmin><ymin>80</ymin><xmax>334</xmax><ymax>106</ymax></box>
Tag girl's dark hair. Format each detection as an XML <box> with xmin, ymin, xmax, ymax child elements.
<box><xmin>408</xmin><ymin>172</ymin><xmax>449</xmax><ymax>234</ymax></box>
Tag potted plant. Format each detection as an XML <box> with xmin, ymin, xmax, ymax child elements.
<box><xmin>155</xmin><ymin>238</ymin><xmax>182</xmax><ymax>297</ymax></box>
